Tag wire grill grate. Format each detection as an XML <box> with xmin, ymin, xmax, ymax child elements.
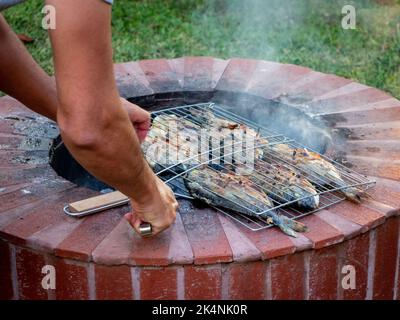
<box><xmin>144</xmin><ymin>102</ymin><xmax>376</xmax><ymax>231</ymax></box>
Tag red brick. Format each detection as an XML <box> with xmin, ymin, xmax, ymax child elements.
<box><xmin>0</xmin><ymin>178</ymin><xmax>72</xmax><ymax>214</ymax></box>
<box><xmin>95</xmin><ymin>265</ymin><xmax>133</xmax><ymax>300</ymax></box>
<box><xmin>339</xmin><ymin>232</ymin><xmax>370</xmax><ymax>300</ymax></box>
<box><xmin>54</xmin><ymin>206</ymin><xmax>124</xmax><ymax>261</ymax></box>
<box><xmin>184</xmin><ymin>265</ymin><xmax>222</xmax><ymax>300</ymax></box>
<box><xmin>366</xmin><ymin>199</ymin><xmax>397</xmax><ymax>218</ymax></box>
<box><xmin>302</xmin><ymin>214</ymin><xmax>344</xmax><ymax>249</ymax></box>
<box><xmin>139</xmin><ymin>59</ymin><xmax>181</xmax><ymax>94</ymax></box>
<box><xmin>140</xmin><ymin>267</ymin><xmax>177</xmax><ymax>300</ymax></box>
<box><xmin>317</xmin><ymin>209</ymin><xmax>363</xmax><ymax>239</ymax></box>
<box><xmin>0</xmin><ymin>150</ymin><xmax>45</xmax><ymax>170</ymax></box>
<box><xmin>315</xmin><ymin>82</ymin><xmax>368</xmax><ymax>101</ymax></box>
<box><xmin>240</xmin><ymin>226</ymin><xmax>296</xmax><ymax>259</ymax></box>
<box><xmin>92</xmin><ymin>220</ymin><xmax>133</xmax><ymax>265</ymax></box>
<box><xmin>0</xmin><ymin>182</ymin><xmax>30</xmax><ymax>196</ymax></box>
<box><xmin>270</xmin><ymin>252</ymin><xmax>305</xmax><ymax>300</ymax></box>
<box><xmin>129</xmin><ymin>230</ymin><xmax>172</xmax><ymax>266</ymax></box>
<box><xmin>0</xmin><ymin>134</ymin><xmax>23</xmax><ymax>150</ymax></box>
<box><xmin>0</xmin><ymin>240</ymin><xmax>13</xmax><ymax>299</ymax></box>
<box><xmin>0</xmin><ymin>186</ymin><xmax>75</xmax><ymax>235</ymax></box>
<box><xmin>346</xmin><ymin>155</ymin><xmax>400</xmax><ymax>181</ymax></box>
<box><xmin>368</xmin><ymin>177</ymin><xmax>400</xmax><ymax>210</ymax></box>
<box><xmin>228</xmin><ymin>262</ymin><xmax>265</xmax><ymax>300</ymax></box>
<box><xmin>309</xmin><ymin>88</ymin><xmax>392</xmax><ymax>114</ymax></box>
<box><xmin>15</xmin><ymin>247</ymin><xmax>48</xmax><ymax>300</ymax></box>
<box><xmin>0</xmin><ymin>96</ymin><xmax>32</xmax><ymax>115</ymax></box>
<box><xmin>114</xmin><ymin>62</ymin><xmax>154</xmax><ymax>98</ymax></box>
<box><xmin>1</xmin><ymin>187</ymin><xmax>94</xmax><ymax>247</ymax></box>
<box><xmin>248</xmin><ymin>63</ymin><xmax>312</xmax><ymax>99</ymax></box>
<box><xmin>335</xmin><ymin>122</ymin><xmax>400</xmax><ymax>141</ymax></box>
<box><xmin>211</xmin><ymin>58</ymin><xmax>229</xmax><ymax>89</ymax></box>
<box><xmin>308</xmin><ymin>245</ymin><xmax>339</xmax><ymax>299</ymax></box>
<box><xmin>183</xmin><ymin>57</ymin><xmax>214</xmax><ymax>91</ymax></box>
<box><xmin>0</xmin><ymin>119</ymin><xmax>16</xmax><ymax>135</ymax></box>
<box><xmin>0</xmin><ymin>133</ymin><xmax>51</xmax><ymax>152</ymax></box>
<box><xmin>180</xmin><ymin>207</ymin><xmax>232</xmax><ymax>265</ymax></box>
<box><xmin>53</xmin><ymin>258</ymin><xmax>89</xmax><ymax>300</ymax></box>
<box><xmin>26</xmin><ymin>216</ymin><xmax>83</xmax><ymax>254</ymax></box>
<box><xmin>113</xmin><ymin>62</ymin><xmax>128</xmax><ymax>79</ymax></box>
<box><xmin>344</xmin><ymin>140</ymin><xmax>400</xmax><ymax>160</ymax></box>
<box><xmin>125</xmin><ymin>211</ymin><xmax>188</xmax><ymax>266</ymax></box>
<box><xmin>331</xmin><ymin>201</ymin><xmax>386</xmax><ymax>230</ymax></box>
<box><xmin>282</xmin><ymin>70</ymin><xmax>324</xmax><ymax>97</ymax></box>
<box><xmin>215</xmin><ymin>58</ymin><xmax>260</xmax><ymax>92</ymax></box>
<box><xmin>168</xmin><ymin>57</ymin><xmax>185</xmax><ymax>87</ymax></box>
<box><xmin>167</xmin><ymin>212</ymin><xmax>194</xmax><ymax>265</ymax></box>
<box><xmin>287</xmin><ymin>74</ymin><xmax>352</xmax><ymax>103</ymax></box>
<box><xmin>323</xmin><ymin>106</ymin><xmax>400</xmax><ymax>127</ymax></box>
<box><xmin>291</xmin><ymin>234</ymin><xmax>313</xmax><ymax>252</ymax></box>
<box><xmin>91</xmin><ymin>214</ymin><xmax>192</xmax><ymax>267</ymax></box>
<box><xmin>218</xmin><ymin>214</ymin><xmax>261</xmax><ymax>262</ymax></box>
<box><xmin>0</xmin><ymin>166</ymin><xmax>56</xmax><ymax>187</ymax></box>
<box><xmin>373</xmin><ymin>217</ymin><xmax>399</xmax><ymax>299</ymax></box>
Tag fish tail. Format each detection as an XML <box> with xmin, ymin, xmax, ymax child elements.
<box><xmin>342</xmin><ymin>187</ymin><xmax>366</xmax><ymax>203</ymax></box>
<box><xmin>281</xmin><ymin>216</ymin><xmax>308</xmax><ymax>232</ymax></box>
<box><xmin>263</xmin><ymin>205</ymin><xmax>308</xmax><ymax>233</ymax></box>
<box><xmin>276</xmin><ymin>223</ymin><xmax>298</xmax><ymax>237</ymax></box>
<box><xmin>263</xmin><ymin>211</ymin><xmax>301</xmax><ymax>237</ymax></box>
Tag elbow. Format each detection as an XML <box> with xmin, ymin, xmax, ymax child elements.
<box><xmin>57</xmin><ymin>113</ymin><xmax>106</xmax><ymax>151</ymax></box>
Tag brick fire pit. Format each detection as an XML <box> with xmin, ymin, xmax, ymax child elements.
<box><xmin>0</xmin><ymin>57</ymin><xmax>399</xmax><ymax>300</ymax></box>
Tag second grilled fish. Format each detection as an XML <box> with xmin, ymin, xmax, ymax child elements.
<box><xmin>235</xmin><ymin>162</ymin><xmax>320</xmax><ymax>211</ymax></box>
<box><xmin>270</xmin><ymin>144</ymin><xmax>365</xmax><ymax>202</ymax></box>
<box><xmin>185</xmin><ymin>166</ymin><xmax>308</xmax><ymax>237</ymax></box>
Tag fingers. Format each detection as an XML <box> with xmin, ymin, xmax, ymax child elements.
<box><xmin>134</xmin><ymin>126</ymin><xmax>150</xmax><ymax>143</ymax></box>
<box><xmin>125</xmin><ymin>210</ymin><xmax>176</xmax><ymax>237</ymax></box>
<box><xmin>127</xmin><ymin>177</ymin><xmax>179</xmax><ymax>238</ymax></box>
<box><xmin>120</xmin><ymin>97</ymin><xmax>150</xmax><ymax>124</ymax></box>
<box><xmin>120</xmin><ymin>98</ymin><xmax>151</xmax><ymax>142</ymax></box>
<box><xmin>124</xmin><ymin>212</ymin><xmax>143</xmax><ymax>234</ymax></box>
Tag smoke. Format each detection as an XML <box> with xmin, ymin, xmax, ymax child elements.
<box><xmin>191</xmin><ymin>0</ymin><xmax>366</xmax><ymax>153</ymax></box>
<box><xmin>192</xmin><ymin>0</ymin><xmax>313</xmax><ymax>61</ymax></box>
<box><xmin>212</xmin><ymin>94</ymin><xmax>332</xmax><ymax>153</ymax></box>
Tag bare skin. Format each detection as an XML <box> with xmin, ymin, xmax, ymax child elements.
<box><xmin>0</xmin><ymin>0</ymin><xmax>178</xmax><ymax>236</ymax></box>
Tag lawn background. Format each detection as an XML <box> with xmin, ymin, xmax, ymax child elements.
<box><xmin>2</xmin><ymin>0</ymin><xmax>400</xmax><ymax>98</ymax></box>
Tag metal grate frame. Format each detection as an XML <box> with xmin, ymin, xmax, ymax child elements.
<box><xmin>146</xmin><ymin>102</ymin><xmax>375</xmax><ymax>231</ymax></box>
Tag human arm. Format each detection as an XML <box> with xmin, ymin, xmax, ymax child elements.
<box><xmin>0</xmin><ymin>13</ymin><xmax>58</xmax><ymax>121</ymax></box>
<box><xmin>46</xmin><ymin>0</ymin><xmax>177</xmax><ymax>235</ymax></box>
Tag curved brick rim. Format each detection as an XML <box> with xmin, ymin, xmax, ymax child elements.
<box><xmin>0</xmin><ymin>57</ymin><xmax>399</xmax><ymax>300</ymax></box>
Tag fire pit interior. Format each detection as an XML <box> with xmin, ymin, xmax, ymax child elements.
<box><xmin>50</xmin><ymin>92</ymin><xmax>333</xmax><ymax>191</ymax></box>
<box><xmin>49</xmin><ymin>94</ymin><xmax>374</xmax><ymax>234</ymax></box>
<box><xmin>1</xmin><ymin>57</ymin><xmax>399</xmax><ymax>300</ymax></box>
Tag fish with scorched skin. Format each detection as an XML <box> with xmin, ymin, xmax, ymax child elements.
<box><xmin>269</xmin><ymin>144</ymin><xmax>366</xmax><ymax>202</ymax></box>
<box><xmin>188</xmin><ymin>110</ymin><xmax>320</xmax><ymax>210</ymax></box>
<box><xmin>185</xmin><ymin>166</ymin><xmax>308</xmax><ymax>237</ymax></box>
<box><xmin>237</xmin><ymin>161</ymin><xmax>320</xmax><ymax>211</ymax></box>
<box><xmin>142</xmin><ymin>114</ymin><xmax>201</xmax><ymax>171</ymax></box>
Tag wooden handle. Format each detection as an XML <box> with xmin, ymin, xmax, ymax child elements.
<box><xmin>68</xmin><ymin>191</ymin><xmax>129</xmax><ymax>213</ymax></box>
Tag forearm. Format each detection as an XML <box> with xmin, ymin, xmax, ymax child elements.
<box><xmin>48</xmin><ymin>0</ymin><xmax>157</xmax><ymax>202</ymax></box>
<box><xmin>60</xmin><ymin>101</ymin><xmax>157</xmax><ymax>203</ymax></box>
<box><xmin>0</xmin><ymin>14</ymin><xmax>57</xmax><ymax>121</ymax></box>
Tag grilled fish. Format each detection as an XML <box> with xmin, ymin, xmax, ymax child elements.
<box><xmin>143</xmin><ymin>111</ymin><xmax>265</xmax><ymax>170</ymax></box>
<box><xmin>185</xmin><ymin>166</ymin><xmax>308</xmax><ymax>237</ymax></box>
<box><xmin>142</xmin><ymin>114</ymin><xmax>200</xmax><ymax>170</ymax></box>
<box><xmin>240</xmin><ymin>162</ymin><xmax>320</xmax><ymax>210</ymax></box>
<box><xmin>189</xmin><ymin>110</ymin><xmax>319</xmax><ymax>210</ymax></box>
<box><xmin>270</xmin><ymin>144</ymin><xmax>364</xmax><ymax>202</ymax></box>
<box><xmin>188</xmin><ymin>109</ymin><xmax>267</xmax><ymax>160</ymax></box>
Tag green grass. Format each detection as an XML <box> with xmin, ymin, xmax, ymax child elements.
<box><xmin>2</xmin><ymin>0</ymin><xmax>400</xmax><ymax>98</ymax></box>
